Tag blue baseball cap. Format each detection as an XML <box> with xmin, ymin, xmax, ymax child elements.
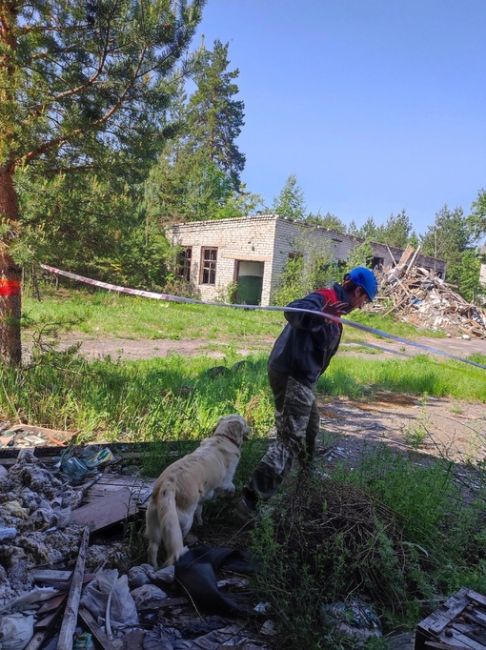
<box><xmin>346</xmin><ymin>267</ymin><xmax>378</xmax><ymax>301</ymax></box>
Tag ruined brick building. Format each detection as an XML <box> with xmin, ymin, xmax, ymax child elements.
<box><xmin>166</xmin><ymin>215</ymin><xmax>446</xmax><ymax>306</ymax></box>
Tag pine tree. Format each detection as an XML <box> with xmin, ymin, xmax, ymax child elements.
<box><xmin>273</xmin><ymin>175</ymin><xmax>306</xmax><ymax>220</ymax></box>
<box><xmin>304</xmin><ymin>212</ymin><xmax>346</xmax><ymax>233</ymax></box>
<box><xmin>421</xmin><ymin>206</ymin><xmax>471</xmax><ymax>286</ymax></box>
<box><xmin>380</xmin><ymin>210</ymin><xmax>415</xmax><ymax>248</ymax></box>
<box><xmin>145</xmin><ymin>39</ymin><xmax>247</xmax><ymax>221</ymax></box>
<box><xmin>188</xmin><ymin>40</ymin><xmax>245</xmax><ymax>190</ymax></box>
<box><xmin>0</xmin><ymin>0</ymin><xmax>203</xmax><ymax>365</ymax></box>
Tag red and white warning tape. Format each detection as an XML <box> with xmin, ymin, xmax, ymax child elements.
<box><xmin>40</xmin><ymin>264</ymin><xmax>486</xmax><ymax>370</ymax></box>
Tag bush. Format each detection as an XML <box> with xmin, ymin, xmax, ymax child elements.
<box><xmin>251</xmin><ymin>450</ymin><xmax>486</xmax><ymax>647</ymax></box>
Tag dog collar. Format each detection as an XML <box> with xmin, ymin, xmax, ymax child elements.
<box><xmin>218</xmin><ymin>433</ymin><xmax>240</xmax><ymax>449</ymax></box>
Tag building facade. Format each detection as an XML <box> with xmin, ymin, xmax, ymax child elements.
<box><xmin>166</xmin><ymin>215</ymin><xmax>446</xmax><ymax>306</ymax></box>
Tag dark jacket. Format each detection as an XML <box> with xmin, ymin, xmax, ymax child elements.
<box><xmin>268</xmin><ymin>284</ymin><xmax>345</xmax><ymax>387</ymax></box>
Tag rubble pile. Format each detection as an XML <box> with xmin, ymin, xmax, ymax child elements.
<box><xmin>372</xmin><ymin>247</ymin><xmax>486</xmax><ymax>338</ymax></box>
<box><xmin>0</xmin><ymin>447</ymin><xmax>270</xmax><ymax>649</ymax></box>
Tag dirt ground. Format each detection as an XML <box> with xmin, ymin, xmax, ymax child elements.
<box><xmin>315</xmin><ymin>393</ymin><xmax>485</xmax><ymax>486</ymax></box>
<box><xmin>23</xmin><ymin>329</ymin><xmax>486</xmax><ymax>362</ymax></box>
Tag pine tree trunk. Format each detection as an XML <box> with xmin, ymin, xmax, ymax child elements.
<box><xmin>0</xmin><ymin>165</ymin><xmax>22</xmax><ymax>366</ymax></box>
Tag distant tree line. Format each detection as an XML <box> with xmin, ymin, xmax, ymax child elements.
<box><xmin>273</xmin><ymin>175</ymin><xmax>486</xmax><ymax>302</ymax></box>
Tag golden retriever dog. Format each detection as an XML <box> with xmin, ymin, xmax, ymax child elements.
<box><xmin>145</xmin><ymin>414</ymin><xmax>249</xmax><ymax>567</ymax></box>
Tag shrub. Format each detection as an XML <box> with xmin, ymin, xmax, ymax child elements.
<box><xmin>251</xmin><ymin>450</ymin><xmax>486</xmax><ymax>646</ymax></box>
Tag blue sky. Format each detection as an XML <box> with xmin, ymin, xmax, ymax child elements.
<box><xmin>194</xmin><ymin>0</ymin><xmax>486</xmax><ymax>235</ymax></box>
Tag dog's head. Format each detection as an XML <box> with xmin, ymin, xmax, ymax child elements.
<box><xmin>213</xmin><ymin>414</ymin><xmax>250</xmax><ymax>447</ymax></box>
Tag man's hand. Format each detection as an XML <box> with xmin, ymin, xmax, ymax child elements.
<box><xmin>321</xmin><ymin>299</ymin><xmax>349</xmax><ymax>321</ymax></box>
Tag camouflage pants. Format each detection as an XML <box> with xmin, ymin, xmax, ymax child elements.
<box><xmin>243</xmin><ymin>368</ymin><xmax>319</xmax><ymax>506</ymax></box>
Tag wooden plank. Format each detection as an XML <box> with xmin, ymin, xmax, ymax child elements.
<box><xmin>451</xmin><ymin>622</ymin><xmax>486</xmax><ymax>646</ymax></box>
<box><xmin>438</xmin><ymin>627</ymin><xmax>486</xmax><ymax>649</ymax></box>
<box><xmin>70</xmin><ymin>487</ymin><xmax>138</xmax><ymax>532</ymax></box>
<box><xmin>35</xmin><ymin>607</ymin><xmax>62</xmax><ymax>629</ymax></box>
<box><xmin>37</xmin><ymin>593</ymin><xmax>67</xmax><ymax>615</ymax></box>
<box><xmin>57</xmin><ymin>527</ymin><xmax>90</xmax><ymax>650</ymax></box>
<box><xmin>421</xmin><ymin>589</ymin><xmax>469</xmax><ymax>634</ymax></box>
<box><xmin>31</xmin><ymin>570</ymin><xmax>72</xmax><ymax>585</ymax></box>
<box><xmin>78</xmin><ymin>606</ymin><xmax>120</xmax><ymax>650</ymax></box>
<box><xmin>469</xmin><ymin>589</ymin><xmax>486</xmax><ymax>608</ymax></box>
<box><xmin>397</xmin><ymin>244</ymin><xmax>415</xmax><ymax>267</ymax></box>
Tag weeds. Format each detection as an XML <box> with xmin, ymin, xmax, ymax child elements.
<box><xmin>251</xmin><ymin>449</ymin><xmax>486</xmax><ymax>647</ymax></box>
<box><xmin>0</xmin><ymin>347</ymin><xmax>483</xmax><ymax>445</ymax></box>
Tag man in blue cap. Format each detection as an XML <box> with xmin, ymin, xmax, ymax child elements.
<box><xmin>237</xmin><ymin>266</ymin><xmax>378</xmax><ymax>518</ymax></box>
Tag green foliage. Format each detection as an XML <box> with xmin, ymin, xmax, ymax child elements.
<box><xmin>272</xmin><ymin>174</ymin><xmax>306</xmax><ymax>220</ymax></box>
<box><xmin>1</xmin><ymin>1</ymin><xmax>203</xmax><ymax>170</ymax></box>
<box><xmin>380</xmin><ymin>210</ymin><xmax>416</xmax><ymax>248</ymax></box>
<box><xmin>16</xmin><ymin>163</ymin><xmax>173</xmax><ymax>289</ymax></box>
<box><xmin>458</xmin><ymin>249</ymin><xmax>482</xmax><ymax>302</ymax></box>
<box><xmin>421</xmin><ymin>205</ymin><xmax>474</xmax><ymax>287</ymax></box>
<box><xmin>346</xmin><ymin>212</ymin><xmax>416</xmax><ymax>248</ymax></box>
<box><xmin>304</xmin><ymin>212</ymin><xmax>347</xmax><ymax>233</ymax></box>
<box><xmin>251</xmin><ymin>450</ymin><xmax>486</xmax><ymax>646</ymax></box>
<box><xmin>272</xmin><ymin>241</ymin><xmax>341</xmax><ymax>305</ymax></box>
<box><xmin>346</xmin><ymin>238</ymin><xmax>373</xmax><ymax>271</ymax></box>
<box><xmin>468</xmin><ymin>189</ymin><xmax>486</xmax><ymax>241</ymax></box>
<box><xmin>144</xmin><ymin>40</ymin><xmax>251</xmax><ymax>222</ymax></box>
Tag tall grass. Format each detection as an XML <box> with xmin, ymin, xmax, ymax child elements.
<box><xmin>0</xmin><ymin>351</ymin><xmax>274</xmax><ymax>442</ymax></box>
<box><xmin>0</xmin><ymin>350</ymin><xmax>483</xmax><ymax>444</ymax></box>
<box><xmin>320</xmin><ymin>354</ymin><xmax>486</xmax><ymax>401</ymax></box>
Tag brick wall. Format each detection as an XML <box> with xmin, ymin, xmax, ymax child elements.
<box><xmin>167</xmin><ymin>216</ymin><xmax>278</xmax><ymax>304</ymax></box>
<box><xmin>166</xmin><ymin>215</ymin><xmax>446</xmax><ymax>305</ymax></box>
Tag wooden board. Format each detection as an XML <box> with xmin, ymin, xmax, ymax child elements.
<box><xmin>416</xmin><ymin>587</ymin><xmax>486</xmax><ymax>650</ymax></box>
<box><xmin>79</xmin><ymin>607</ymin><xmax>121</xmax><ymax>650</ymax></box>
<box><xmin>82</xmin><ymin>474</ymin><xmax>154</xmax><ymax>507</ymax></box>
<box><xmin>70</xmin><ymin>487</ymin><xmax>139</xmax><ymax>532</ymax></box>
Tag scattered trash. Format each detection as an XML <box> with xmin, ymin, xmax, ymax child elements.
<box><xmin>80</xmin><ymin>569</ymin><xmax>139</xmax><ymax>630</ymax></box>
<box><xmin>0</xmin><ymin>442</ymin><xmax>273</xmax><ymax>648</ymax></box>
<box><xmin>59</xmin><ymin>446</ymin><xmax>114</xmax><ymax>483</ymax></box>
<box><xmin>130</xmin><ymin>584</ymin><xmax>167</xmax><ymax>610</ymax></box>
<box><xmin>260</xmin><ymin>619</ymin><xmax>277</xmax><ymax>636</ymax></box>
<box><xmin>0</xmin><ymin>527</ymin><xmax>17</xmax><ymax>542</ymax></box>
<box><xmin>254</xmin><ymin>601</ymin><xmax>271</xmax><ymax>614</ymax></box>
<box><xmin>174</xmin><ymin>546</ymin><xmax>255</xmax><ymax>616</ymax></box>
<box><xmin>320</xmin><ymin>598</ymin><xmax>382</xmax><ymax>645</ymax></box>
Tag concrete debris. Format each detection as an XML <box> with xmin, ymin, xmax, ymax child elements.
<box><xmin>372</xmin><ymin>249</ymin><xmax>486</xmax><ymax>338</ymax></box>
<box><xmin>130</xmin><ymin>584</ymin><xmax>167</xmax><ymax>610</ymax></box>
<box><xmin>0</xmin><ymin>612</ymin><xmax>34</xmax><ymax>650</ymax></box>
<box><xmin>0</xmin><ymin>444</ymin><xmax>271</xmax><ymax>649</ymax></box>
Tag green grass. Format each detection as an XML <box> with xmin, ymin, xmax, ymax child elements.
<box><xmin>320</xmin><ymin>354</ymin><xmax>486</xmax><ymax>401</ymax></box>
<box><xmin>0</xmin><ymin>348</ymin><xmax>483</xmax><ymax>446</ymax></box>
<box><xmin>345</xmin><ymin>309</ymin><xmax>445</xmax><ymax>341</ymax></box>
<box><xmin>24</xmin><ymin>287</ymin><xmax>446</xmax><ymax>345</ymax></box>
<box><xmin>23</xmin><ymin>288</ymin><xmax>283</xmax><ymax>342</ymax></box>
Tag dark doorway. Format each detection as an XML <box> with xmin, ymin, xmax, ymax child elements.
<box><xmin>234</xmin><ymin>261</ymin><xmax>264</xmax><ymax>305</ymax></box>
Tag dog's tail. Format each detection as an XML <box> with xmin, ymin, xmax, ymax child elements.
<box><xmin>146</xmin><ymin>488</ymin><xmax>187</xmax><ymax>568</ymax></box>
